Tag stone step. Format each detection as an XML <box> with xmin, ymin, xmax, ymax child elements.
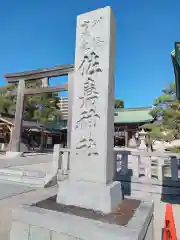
<box><xmin>0</xmin><ymin>168</ymin><xmax>45</xmax><ymax>176</ymax></box>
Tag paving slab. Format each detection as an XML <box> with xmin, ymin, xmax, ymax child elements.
<box><xmin>0</xmin><ymin>181</ymin><xmax>34</xmax><ymax>200</ymax></box>
<box><xmin>0</xmin><ymin>183</ymin><xmax>57</xmax><ymax>240</ymax></box>
<box><xmin>0</xmin><ymin>153</ymin><xmax>52</xmax><ymax>168</ymax></box>
<box><xmin>0</xmin><ymin>181</ymin><xmax>179</xmax><ymax>240</ymax></box>
<box><xmin>131</xmin><ymin>191</ymin><xmax>180</xmax><ymax>240</ymax></box>
<box><xmin>10</xmin><ymin>162</ymin><xmax>52</xmax><ymax>174</ymax></box>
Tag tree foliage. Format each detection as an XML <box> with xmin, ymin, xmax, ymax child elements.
<box><xmin>115</xmin><ymin>99</ymin><xmax>124</xmax><ymax>108</ymax></box>
<box><xmin>142</xmin><ymin>82</ymin><xmax>180</xmax><ymax>145</ymax></box>
<box><xmin>0</xmin><ymin>83</ymin><xmax>17</xmax><ymax>114</ymax></box>
<box><xmin>0</xmin><ymin>81</ymin><xmax>61</xmax><ymax>124</ymax></box>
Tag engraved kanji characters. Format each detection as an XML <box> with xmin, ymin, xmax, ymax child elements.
<box><xmin>76</xmin><ymin>136</ymin><xmax>98</xmax><ymax>156</ymax></box>
<box><xmin>78</xmin><ymin>52</ymin><xmax>102</xmax><ymax>76</ymax></box>
<box><xmin>75</xmin><ymin>17</ymin><xmax>104</xmax><ymax>156</ymax></box>
<box><xmin>79</xmin><ymin>19</ymin><xmax>104</xmax><ymax>52</ymax></box>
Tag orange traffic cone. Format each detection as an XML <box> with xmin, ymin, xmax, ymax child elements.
<box><xmin>163</xmin><ymin>204</ymin><xmax>177</xmax><ymax>240</ymax></box>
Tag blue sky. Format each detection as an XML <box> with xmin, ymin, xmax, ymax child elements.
<box><xmin>0</xmin><ymin>0</ymin><xmax>179</xmax><ymax>107</ymax></box>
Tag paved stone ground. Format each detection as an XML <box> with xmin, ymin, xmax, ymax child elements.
<box><xmin>0</xmin><ymin>181</ymin><xmax>179</xmax><ymax>240</ymax></box>
<box><xmin>0</xmin><ymin>182</ymin><xmax>34</xmax><ymax>200</ymax></box>
<box><xmin>0</xmin><ymin>153</ymin><xmax>52</xmax><ymax>168</ymax></box>
<box><xmin>131</xmin><ymin>190</ymin><xmax>180</xmax><ymax>240</ymax></box>
<box><xmin>154</xmin><ymin>195</ymin><xmax>180</xmax><ymax>240</ymax></box>
<box><xmin>9</xmin><ymin>162</ymin><xmax>53</xmax><ymax>174</ymax></box>
<box><xmin>0</xmin><ymin>182</ymin><xmax>57</xmax><ymax>240</ymax></box>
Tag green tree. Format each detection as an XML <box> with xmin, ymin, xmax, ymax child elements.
<box><xmin>0</xmin><ymin>83</ymin><xmax>17</xmax><ymax>115</ymax></box>
<box><xmin>28</xmin><ymin>92</ymin><xmax>61</xmax><ymax>123</ymax></box>
<box><xmin>0</xmin><ymin>81</ymin><xmax>61</xmax><ymax>123</ymax></box>
<box><xmin>142</xmin><ymin>82</ymin><xmax>180</xmax><ymax>150</ymax></box>
<box><xmin>115</xmin><ymin>99</ymin><xmax>124</xmax><ymax>108</ymax></box>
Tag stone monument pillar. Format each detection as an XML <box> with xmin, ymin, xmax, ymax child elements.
<box><xmin>57</xmin><ymin>6</ymin><xmax>122</xmax><ymax>213</ymax></box>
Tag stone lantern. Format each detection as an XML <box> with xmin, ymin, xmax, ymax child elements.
<box><xmin>138</xmin><ymin>129</ymin><xmax>147</xmax><ymax>150</ymax></box>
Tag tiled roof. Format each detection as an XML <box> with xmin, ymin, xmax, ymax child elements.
<box><xmin>45</xmin><ymin>120</ymin><xmax>67</xmax><ymax>131</ymax></box>
<box><xmin>0</xmin><ymin>107</ymin><xmax>153</xmax><ymax>130</ymax></box>
<box><xmin>0</xmin><ymin>116</ymin><xmax>67</xmax><ymax>131</ymax></box>
<box><xmin>0</xmin><ymin>117</ymin><xmax>45</xmax><ymax>129</ymax></box>
<box><xmin>114</xmin><ymin>107</ymin><xmax>153</xmax><ymax>124</ymax></box>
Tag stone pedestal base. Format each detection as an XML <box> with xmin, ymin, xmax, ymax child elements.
<box><xmin>56</xmin><ymin>180</ymin><xmax>122</xmax><ymax>214</ymax></box>
<box><xmin>5</xmin><ymin>151</ymin><xmax>24</xmax><ymax>158</ymax></box>
<box><xmin>9</xmin><ymin>194</ymin><xmax>154</xmax><ymax>240</ymax></box>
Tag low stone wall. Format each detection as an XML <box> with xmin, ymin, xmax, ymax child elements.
<box><xmin>115</xmin><ymin>148</ymin><xmax>180</xmax><ymax>181</ymax></box>
<box><xmin>9</xmin><ymin>218</ymin><xmax>153</xmax><ymax>240</ymax></box>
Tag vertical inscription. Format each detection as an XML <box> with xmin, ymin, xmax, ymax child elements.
<box><xmin>75</xmin><ymin>18</ymin><xmax>104</xmax><ymax>156</ymax></box>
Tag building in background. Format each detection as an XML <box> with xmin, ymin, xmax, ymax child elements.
<box><xmin>58</xmin><ymin>97</ymin><xmax>68</xmax><ymax>120</ymax></box>
<box><xmin>57</xmin><ymin>99</ymin><xmax>154</xmax><ymax>147</ymax></box>
<box><xmin>114</xmin><ymin>107</ymin><xmax>153</xmax><ymax>147</ymax></box>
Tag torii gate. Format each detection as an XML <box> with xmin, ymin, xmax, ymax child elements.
<box><xmin>4</xmin><ymin>64</ymin><xmax>74</xmax><ymax>156</ymax></box>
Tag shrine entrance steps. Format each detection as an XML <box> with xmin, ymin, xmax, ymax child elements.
<box><xmin>0</xmin><ymin>153</ymin><xmax>59</xmax><ymax>188</ymax></box>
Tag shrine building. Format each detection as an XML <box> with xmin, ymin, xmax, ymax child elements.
<box><xmin>58</xmin><ymin>105</ymin><xmax>154</xmax><ymax>147</ymax></box>
<box><xmin>114</xmin><ymin>107</ymin><xmax>154</xmax><ymax>147</ymax></box>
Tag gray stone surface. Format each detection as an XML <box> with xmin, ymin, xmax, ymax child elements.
<box><xmin>0</xmin><ymin>153</ymin><xmax>52</xmax><ymax>168</ymax></box>
<box><xmin>0</xmin><ymin>181</ymin><xmax>179</xmax><ymax>240</ymax></box>
<box><xmin>138</xmin><ymin>129</ymin><xmax>147</xmax><ymax>150</ymax></box>
<box><xmin>0</xmin><ymin>182</ymin><xmax>177</xmax><ymax>240</ymax></box>
<box><xmin>9</xmin><ymin>195</ymin><xmax>154</xmax><ymax>240</ymax></box>
<box><xmin>57</xmin><ymin>6</ymin><xmax>122</xmax><ymax>214</ymax></box>
<box><xmin>52</xmin><ymin>231</ymin><xmax>80</xmax><ymax>240</ymax></box>
<box><xmin>0</xmin><ymin>182</ymin><xmax>34</xmax><ymax>200</ymax></box>
<box><xmin>0</xmin><ymin>185</ymin><xmax>57</xmax><ymax>240</ymax></box>
<box><xmin>10</xmin><ymin>221</ymin><xmax>29</xmax><ymax>240</ymax></box>
<box><xmin>0</xmin><ymin>152</ymin><xmax>59</xmax><ymax>187</ymax></box>
<box><xmin>70</xmin><ymin>6</ymin><xmax>115</xmax><ymax>185</ymax></box>
<box><xmin>144</xmin><ymin>216</ymin><xmax>154</xmax><ymax>240</ymax></box>
<box><xmin>6</xmin><ymin>151</ymin><xmax>24</xmax><ymax>158</ymax></box>
<box><xmin>10</xmin><ymin>222</ymin><xmax>82</xmax><ymax>240</ymax></box>
<box><xmin>19</xmin><ymin>142</ymin><xmax>28</xmax><ymax>153</ymax></box>
<box><xmin>29</xmin><ymin>226</ymin><xmax>51</xmax><ymax>240</ymax></box>
<box><xmin>67</xmin><ymin>72</ymin><xmax>74</xmax><ymax>149</ymax></box>
<box><xmin>9</xmin><ymin>80</ymin><xmax>25</xmax><ymax>152</ymax></box>
<box><xmin>57</xmin><ymin>180</ymin><xmax>122</xmax><ymax>213</ymax></box>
